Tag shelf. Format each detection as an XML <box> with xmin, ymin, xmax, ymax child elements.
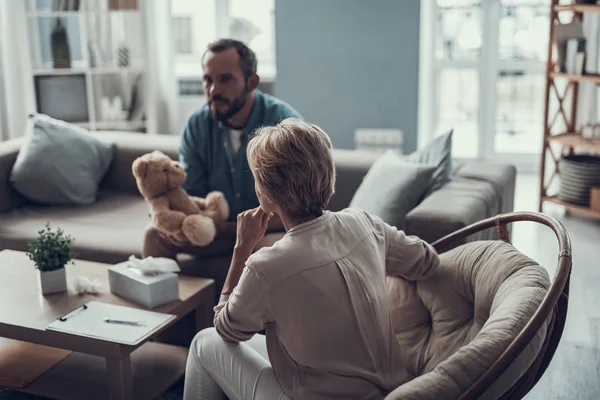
<box><xmin>33</xmin><ymin>66</ymin><xmax>143</xmax><ymax>76</ymax></box>
<box><xmin>542</xmin><ymin>196</ymin><xmax>600</xmax><ymax>218</ymax></box>
<box><xmin>553</xmin><ymin>4</ymin><xmax>600</xmax><ymax>13</ymax></box>
<box><xmin>94</xmin><ymin>120</ymin><xmax>146</xmax><ymax>130</ymax></box>
<box><xmin>550</xmin><ymin>72</ymin><xmax>600</xmax><ymax>84</ymax></box>
<box><xmin>546</xmin><ymin>133</ymin><xmax>600</xmax><ymax>152</ymax></box>
<box><xmin>32</xmin><ymin>68</ymin><xmax>88</xmax><ymax>76</ymax></box>
<box><xmin>90</xmin><ymin>66</ymin><xmax>143</xmax><ymax>74</ymax></box>
<box><xmin>27</xmin><ymin>11</ymin><xmax>139</xmax><ymax>17</ymax></box>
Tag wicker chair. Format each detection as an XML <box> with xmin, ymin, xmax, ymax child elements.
<box><xmin>431</xmin><ymin>212</ymin><xmax>572</xmax><ymax>399</ymax></box>
<box><xmin>386</xmin><ymin>212</ymin><xmax>571</xmax><ymax>400</ymax></box>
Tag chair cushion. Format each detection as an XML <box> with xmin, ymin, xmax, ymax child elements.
<box><xmin>385</xmin><ymin>241</ymin><xmax>551</xmax><ymax>399</ymax></box>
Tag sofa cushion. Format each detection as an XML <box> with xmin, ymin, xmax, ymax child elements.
<box><xmin>0</xmin><ymin>191</ymin><xmax>241</xmax><ymax>266</ymax></box>
<box><xmin>349</xmin><ymin>150</ymin><xmax>435</xmax><ymax>229</ymax></box>
<box><xmin>407</xmin><ymin>129</ymin><xmax>453</xmax><ymax>197</ymax></box>
<box><xmin>385</xmin><ymin>241</ymin><xmax>550</xmax><ymax>400</ymax></box>
<box><xmin>95</xmin><ymin>131</ymin><xmax>179</xmax><ymax>195</ymax></box>
<box><xmin>10</xmin><ymin>114</ymin><xmax>115</xmax><ymax>206</ymax></box>
<box><xmin>0</xmin><ymin>192</ymin><xmax>149</xmax><ymax>264</ymax></box>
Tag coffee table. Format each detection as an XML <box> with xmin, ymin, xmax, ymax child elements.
<box><xmin>0</xmin><ymin>249</ymin><xmax>215</xmax><ymax>400</ymax></box>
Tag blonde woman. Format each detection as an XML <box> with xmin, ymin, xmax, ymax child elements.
<box><xmin>183</xmin><ymin>119</ymin><xmax>440</xmax><ymax>400</ymax></box>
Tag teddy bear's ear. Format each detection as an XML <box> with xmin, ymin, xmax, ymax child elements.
<box><xmin>152</xmin><ymin>150</ymin><xmax>165</xmax><ymax>157</ymax></box>
<box><xmin>132</xmin><ymin>158</ymin><xmax>149</xmax><ymax>178</ymax></box>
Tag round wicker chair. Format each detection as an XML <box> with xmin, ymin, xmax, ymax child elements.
<box><xmin>385</xmin><ymin>211</ymin><xmax>572</xmax><ymax>400</ymax></box>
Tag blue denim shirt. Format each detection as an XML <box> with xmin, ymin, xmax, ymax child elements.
<box><xmin>180</xmin><ymin>90</ymin><xmax>303</xmax><ymax>221</ymax></box>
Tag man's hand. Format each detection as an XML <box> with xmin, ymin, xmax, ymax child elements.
<box><xmin>235</xmin><ymin>207</ymin><xmax>273</xmax><ymax>251</ymax></box>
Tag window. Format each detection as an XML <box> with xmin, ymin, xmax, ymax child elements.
<box><xmin>172</xmin><ymin>16</ymin><xmax>192</xmax><ymax>55</ymax></box>
<box><xmin>170</xmin><ymin>0</ymin><xmax>275</xmax><ymax>81</ymax></box>
<box><xmin>424</xmin><ymin>0</ymin><xmax>550</xmax><ymax>166</ymax></box>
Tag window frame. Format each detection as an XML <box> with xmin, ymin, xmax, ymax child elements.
<box><xmin>420</xmin><ymin>0</ymin><xmax>547</xmax><ymax>171</ymax></box>
<box><xmin>172</xmin><ymin>16</ymin><xmax>193</xmax><ymax>56</ymax></box>
<box><xmin>170</xmin><ymin>0</ymin><xmax>276</xmax><ymax>83</ymax></box>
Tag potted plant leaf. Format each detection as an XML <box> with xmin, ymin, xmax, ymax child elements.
<box><xmin>27</xmin><ymin>222</ymin><xmax>76</xmax><ymax>295</ymax></box>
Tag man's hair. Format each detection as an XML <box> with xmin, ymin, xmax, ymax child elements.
<box><xmin>203</xmin><ymin>38</ymin><xmax>257</xmax><ymax>79</ymax></box>
<box><xmin>247</xmin><ymin>119</ymin><xmax>336</xmax><ymax>220</ymax></box>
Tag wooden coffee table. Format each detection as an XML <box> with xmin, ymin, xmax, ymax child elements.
<box><xmin>0</xmin><ymin>249</ymin><xmax>215</xmax><ymax>400</ymax></box>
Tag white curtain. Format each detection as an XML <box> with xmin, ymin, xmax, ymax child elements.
<box><xmin>577</xmin><ymin>13</ymin><xmax>600</xmax><ymax>139</ymax></box>
<box><xmin>0</xmin><ymin>17</ymin><xmax>7</xmax><ymax>141</ymax></box>
<box><xmin>142</xmin><ymin>0</ymin><xmax>176</xmax><ymax>135</ymax></box>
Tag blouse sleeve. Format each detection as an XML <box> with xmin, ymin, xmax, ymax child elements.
<box><xmin>382</xmin><ymin>221</ymin><xmax>440</xmax><ymax>281</ymax></box>
<box><xmin>213</xmin><ymin>266</ymin><xmax>273</xmax><ymax>342</ymax></box>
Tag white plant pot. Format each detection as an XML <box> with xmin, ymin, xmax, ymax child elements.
<box><xmin>39</xmin><ymin>268</ymin><xmax>67</xmax><ymax>295</ymax></box>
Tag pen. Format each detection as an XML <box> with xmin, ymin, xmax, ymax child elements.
<box><xmin>103</xmin><ymin>318</ymin><xmax>146</xmax><ymax>327</ymax></box>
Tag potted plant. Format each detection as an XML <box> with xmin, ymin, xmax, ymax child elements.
<box><xmin>27</xmin><ymin>222</ymin><xmax>76</xmax><ymax>295</ymax></box>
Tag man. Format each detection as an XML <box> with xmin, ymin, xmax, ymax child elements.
<box><xmin>142</xmin><ymin>39</ymin><xmax>302</xmax><ymax>259</ymax></box>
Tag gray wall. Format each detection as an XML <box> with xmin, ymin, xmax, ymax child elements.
<box><xmin>274</xmin><ymin>0</ymin><xmax>420</xmax><ymax>152</ymax></box>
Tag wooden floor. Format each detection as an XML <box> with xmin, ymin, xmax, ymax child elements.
<box><xmin>512</xmin><ymin>174</ymin><xmax>600</xmax><ymax>400</ymax></box>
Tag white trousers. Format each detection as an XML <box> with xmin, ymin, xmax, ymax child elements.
<box><xmin>183</xmin><ymin>327</ymin><xmax>291</xmax><ymax>400</ymax></box>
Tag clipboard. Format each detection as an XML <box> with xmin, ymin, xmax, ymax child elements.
<box><xmin>47</xmin><ymin>301</ymin><xmax>175</xmax><ymax>345</ymax></box>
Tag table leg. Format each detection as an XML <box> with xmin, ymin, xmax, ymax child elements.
<box><xmin>106</xmin><ymin>354</ymin><xmax>133</xmax><ymax>400</ymax></box>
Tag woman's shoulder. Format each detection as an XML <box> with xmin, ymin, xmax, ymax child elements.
<box><xmin>335</xmin><ymin>207</ymin><xmax>384</xmax><ymax>229</ymax></box>
<box><xmin>245</xmin><ymin>237</ymin><xmax>297</xmax><ymax>279</ymax></box>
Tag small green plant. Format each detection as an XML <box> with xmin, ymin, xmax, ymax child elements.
<box><xmin>27</xmin><ymin>222</ymin><xmax>76</xmax><ymax>272</ymax></box>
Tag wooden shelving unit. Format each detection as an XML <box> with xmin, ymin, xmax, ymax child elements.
<box><xmin>553</xmin><ymin>4</ymin><xmax>600</xmax><ymax>13</ymax></box>
<box><xmin>23</xmin><ymin>0</ymin><xmax>149</xmax><ymax>133</ymax></box>
<box><xmin>540</xmin><ymin>1</ymin><xmax>600</xmax><ymax>219</ymax></box>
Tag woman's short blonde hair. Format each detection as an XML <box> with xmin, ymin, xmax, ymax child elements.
<box><xmin>247</xmin><ymin>118</ymin><xmax>335</xmax><ymax>219</ymax></box>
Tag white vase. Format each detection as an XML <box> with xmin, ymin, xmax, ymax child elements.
<box><xmin>39</xmin><ymin>268</ymin><xmax>67</xmax><ymax>295</ymax></box>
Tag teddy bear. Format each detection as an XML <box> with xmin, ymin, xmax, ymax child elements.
<box><xmin>132</xmin><ymin>150</ymin><xmax>229</xmax><ymax>247</ymax></box>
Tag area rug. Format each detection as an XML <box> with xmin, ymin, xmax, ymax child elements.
<box><xmin>0</xmin><ymin>379</ymin><xmax>183</xmax><ymax>399</ymax></box>
<box><xmin>1</xmin><ymin>341</ymin><xmax>599</xmax><ymax>399</ymax></box>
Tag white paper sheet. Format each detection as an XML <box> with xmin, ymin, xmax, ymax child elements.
<box><xmin>46</xmin><ymin>301</ymin><xmax>175</xmax><ymax>345</ymax></box>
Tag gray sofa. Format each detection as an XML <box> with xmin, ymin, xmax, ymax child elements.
<box><xmin>0</xmin><ymin>131</ymin><xmax>516</xmax><ymax>280</ymax></box>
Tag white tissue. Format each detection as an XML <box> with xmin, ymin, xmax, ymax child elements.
<box><xmin>73</xmin><ymin>276</ymin><xmax>102</xmax><ymax>294</ymax></box>
<box><xmin>127</xmin><ymin>255</ymin><xmax>181</xmax><ymax>276</ymax></box>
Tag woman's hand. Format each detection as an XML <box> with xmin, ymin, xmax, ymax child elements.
<box><xmin>236</xmin><ymin>207</ymin><xmax>273</xmax><ymax>251</ymax></box>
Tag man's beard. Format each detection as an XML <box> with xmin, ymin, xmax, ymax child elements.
<box><xmin>209</xmin><ymin>87</ymin><xmax>248</xmax><ymax>122</ymax></box>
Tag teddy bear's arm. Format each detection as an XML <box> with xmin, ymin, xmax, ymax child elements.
<box><xmin>190</xmin><ymin>196</ymin><xmax>206</xmax><ymax>210</ymax></box>
<box><xmin>149</xmin><ymin>197</ymin><xmax>187</xmax><ymax>233</ymax></box>
<box><xmin>203</xmin><ymin>191</ymin><xmax>230</xmax><ymax>221</ymax></box>
<box><xmin>170</xmin><ymin>188</ymin><xmax>202</xmax><ymax>214</ymax></box>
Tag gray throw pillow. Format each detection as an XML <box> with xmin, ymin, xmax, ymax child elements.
<box><xmin>349</xmin><ymin>150</ymin><xmax>435</xmax><ymax>229</ymax></box>
<box><xmin>407</xmin><ymin>129</ymin><xmax>453</xmax><ymax>197</ymax></box>
<box><xmin>10</xmin><ymin>114</ymin><xmax>115</xmax><ymax>205</ymax></box>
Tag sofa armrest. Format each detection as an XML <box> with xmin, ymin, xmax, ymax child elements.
<box><xmin>328</xmin><ymin>150</ymin><xmax>378</xmax><ymax>212</ymax></box>
<box><xmin>454</xmin><ymin>161</ymin><xmax>517</xmax><ymax>216</ymax></box>
<box><xmin>404</xmin><ymin>179</ymin><xmax>500</xmax><ymax>247</ymax></box>
<box><xmin>0</xmin><ymin>138</ymin><xmax>27</xmax><ymax>213</ymax></box>
<box><xmin>404</xmin><ymin>161</ymin><xmax>517</xmax><ymax>247</ymax></box>
<box><xmin>97</xmin><ymin>131</ymin><xmax>180</xmax><ymax>195</ymax></box>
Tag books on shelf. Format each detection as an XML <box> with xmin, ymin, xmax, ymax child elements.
<box><xmin>108</xmin><ymin>0</ymin><xmax>139</xmax><ymax>10</ymax></box>
<box><xmin>564</xmin><ymin>38</ymin><xmax>586</xmax><ymax>74</ymax></box>
<box><xmin>51</xmin><ymin>0</ymin><xmax>80</xmax><ymax>11</ymax></box>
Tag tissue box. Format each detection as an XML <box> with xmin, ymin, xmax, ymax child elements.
<box><xmin>108</xmin><ymin>261</ymin><xmax>179</xmax><ymax>309</ymax></box>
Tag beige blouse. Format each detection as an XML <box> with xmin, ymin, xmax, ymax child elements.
<box><xmin>214</xmin><ymin>208</ymin><xmax>440</xmax><ymax>400</ymax></box>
